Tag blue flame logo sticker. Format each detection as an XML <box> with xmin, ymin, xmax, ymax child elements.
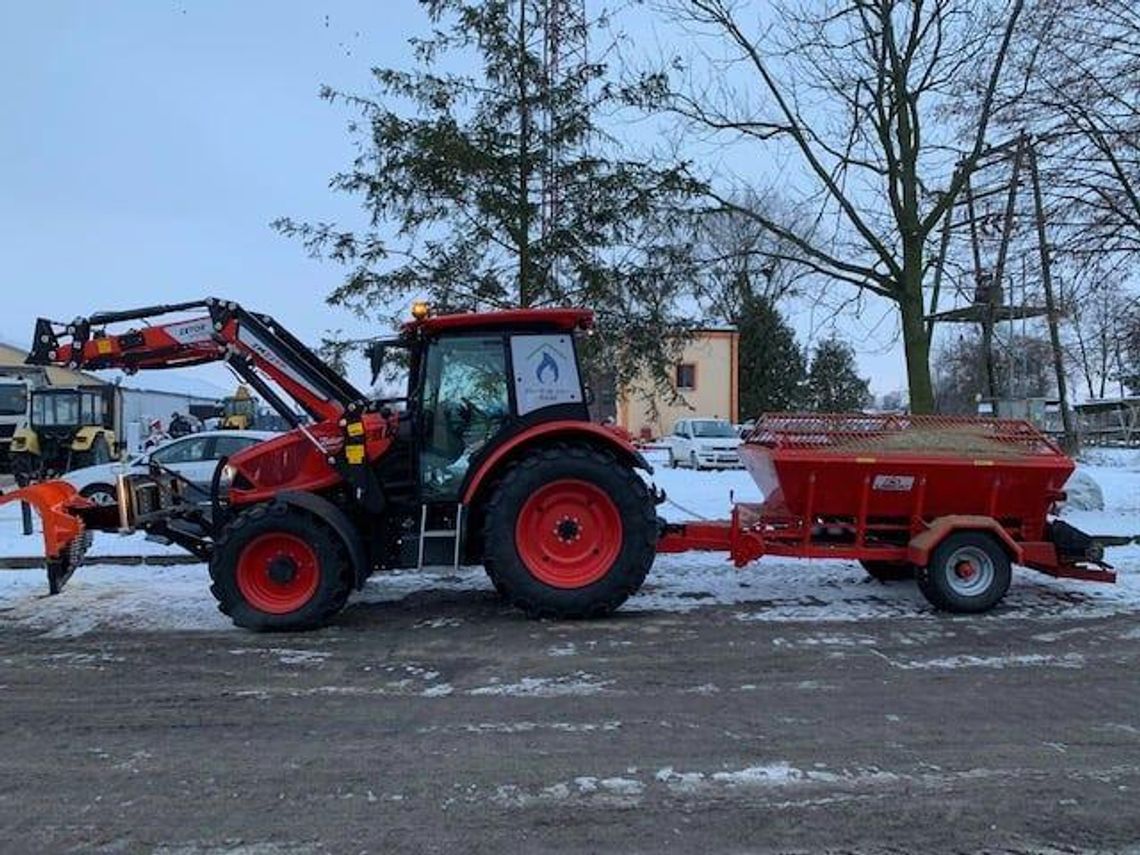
<box><xmin>536</xmin><ymin>350</ymin><xmax>560</xmax><ymax>385</ymax></box>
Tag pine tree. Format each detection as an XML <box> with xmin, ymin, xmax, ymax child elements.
<box><xmin>275</xmin><ymin>0</ymin><xmax>699</xmax><ymax>389</ymax></box>
<box><xmin>736</xmin><ymin>293</ymin><xmax>805</xmax><ymax>421</ymax></box>
<box><xmin>805</xmin><ymin>337</ymin><xmax>870</xmax><ymax>413</ymax></box>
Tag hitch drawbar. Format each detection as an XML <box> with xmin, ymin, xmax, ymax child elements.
<box><xmin>0</xmin><ymin>481</ymin><xmax>94</xmax><ymax>594</ymax></box>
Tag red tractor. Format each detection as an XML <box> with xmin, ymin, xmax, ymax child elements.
<box><xmin>2</xmin><ymin>300</ymin><xmax>1116</xmax><ymax>632</ymax></box>
<box><xmin>4</xmin><ymin>299</ymin><xmax>658</xmax><ymax>630</ymax></box>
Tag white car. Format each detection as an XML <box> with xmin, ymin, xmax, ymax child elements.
<box><xmin>64</xmin><ymin>430</ymin><xmax>278</xmax><ymax>506</ymax></box>
<box><xmin>663</xmin><ymin>418</ymin><xmax>743</xmax><ymax>470</ymax></box>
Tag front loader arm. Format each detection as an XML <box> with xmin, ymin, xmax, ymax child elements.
<box><xmin>27</xmin><ymin>297</ymin><xmax>366</xmax><ymax>423</ymax></box>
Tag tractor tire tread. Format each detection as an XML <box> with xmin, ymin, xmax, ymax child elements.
<box><xmin>482</xmin><ymin>441</ymin><xmax>655</xmax><ymax>620</ymax></box>
<box><xmin>209</xmin><ymin>500</ymin><xmax>354</xmax><ymax>631</ymax></box>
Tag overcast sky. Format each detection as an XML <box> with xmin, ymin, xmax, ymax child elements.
<box><xmin>0</xmin><ymin>0</ymin><xmax>909</xmax><ymax>398</ymax></box>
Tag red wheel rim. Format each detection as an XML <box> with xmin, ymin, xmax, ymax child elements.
<box><xmin>515</xmin><ymin>479</ymin><xmax>622</xmax><ymax>589</ymax></box>
<box><xmin>235</xmin><ymin>533</ymin><xmax>320</xmax><ymax>614</ymax></box>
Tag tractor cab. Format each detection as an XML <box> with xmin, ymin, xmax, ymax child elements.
<box><xmin>221</xmin><ymin>386</ymin><xmax>259</xmax><ymax>430</ymax></box>
<box><xmin>409</xmin><ymin>309</ymin><xmax>590</xmax><ymax>502</ymax></box>
<box><xmin>10</xmin><ymin>386</ymin><xmax>117</xmax><ymax>484</ymax></box>
<box><xmin>369</xmin><ymin>305</ymin><xmax>606</xmax><ymax>568</ymax></box>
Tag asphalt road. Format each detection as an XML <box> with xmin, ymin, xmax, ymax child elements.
<box><xmin>2</xmin><ymin>587</ymin><xmax>1140</xmax><ymax>854</ymax></box>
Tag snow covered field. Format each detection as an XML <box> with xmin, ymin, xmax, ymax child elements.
<box><xmin>1</xmin><ymin>449</ymin><xmax>1137</xmax><ymax>636</ymax></box>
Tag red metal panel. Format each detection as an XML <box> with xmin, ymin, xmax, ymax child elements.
<box><xmin>906</xmin><ymin>515</ymin><xmax>1025</xmax><ymax>566</ymax></box>
<box><xmin>410</xmin><ymin>308</ymin><xmax>593</xmax><ymax>335</ymax></box>
<box><xmin>460</xmin><ymin>421</ymin><xmax>645</xmax><ymax>505</ymax></box>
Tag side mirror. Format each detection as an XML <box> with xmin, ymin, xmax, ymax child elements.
<box><xmin>367</xmin><ymin>341</ymin><xmax>388</xmax><ymax>386</ymax></box>
<box><xmin>582</xmin><ymin>384</ymin><xmax>595</xmax><ymax>406</ymax></box>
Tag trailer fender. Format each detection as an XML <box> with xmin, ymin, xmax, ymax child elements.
<box><xmin>274</xmin><ymin>490</ymin><xmax>370</xmax><ymax>589</ymax></box>
<box><xmin>461</xmin><ymin>421</ymin><xmax>653</xmax><ymax>506</ymax></box>
<box><xmin>908</xmin><ymin>515</ymin><xmax>1023</xmax><ymax>567</ymax></box>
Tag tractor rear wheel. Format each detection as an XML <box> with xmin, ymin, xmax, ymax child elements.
<box><xmin>483</xmin><ymin>443</ymin><xmax>656</xmax><ymax>619</ymax></box>
<box><xmin>917</xmin><ymin>531</ymin><xmax>1011</xmax><ymax>614</ymax></box>
<box><xmin>860</xmin><ymin>560</ymin><xmax>914</xmax><ymax>582</ymax></box>
<box><xmin>72</xmin><ymin>435</ymin><xmax>112</xmax><ymax>471</ymax></box>
<box><xmin>209</xmin><ymin>501</ymin><xmax>354</xmax><ymax>631</ymax></box>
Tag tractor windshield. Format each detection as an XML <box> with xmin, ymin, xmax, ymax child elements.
<box><xmin>32</xmin><ymin>392</ymin><xmax>82</xmax><ymax>427</ymax></box>
<box><xmin>691</xmin><ymin>420</ymin><xmax>737</xmax><ymax>438</ymax></box>
<box><xmin>0</xmin><ymin>384</ymin><xmax>26</xmax><ymax>416</ymax></box>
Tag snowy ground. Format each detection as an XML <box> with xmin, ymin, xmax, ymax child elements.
<box><xmin>1</xmin><ymin>449</ymin><xmax>1137</xmax><ymax>636</ymax></box>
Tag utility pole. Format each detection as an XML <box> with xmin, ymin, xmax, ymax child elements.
<box><xmin>1027</xmin><ymin>139</ymin><xmax>1079</xmax><ymax>453</ymax></box>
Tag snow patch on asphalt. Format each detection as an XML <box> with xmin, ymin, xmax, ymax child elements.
<box><xmin>468</xmin><ymin>672</ymin><xmax>611</xmax><ymax>697</ymax></box>
<box><xmin>889</xmin><ymin>652</ymin><xmax>1086</xmax><ymax>670</ymax></box>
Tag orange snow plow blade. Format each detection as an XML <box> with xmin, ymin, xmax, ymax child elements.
<box><xmin>0</xmin><ymin>480</ymin><xmax>94</xmax><ymax>594</ymax></box>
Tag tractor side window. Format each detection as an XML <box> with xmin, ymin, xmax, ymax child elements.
<box><xmin>420</xmin><ymin>336</ymin><xmax>509</xmax><ymax>501</ymax></box>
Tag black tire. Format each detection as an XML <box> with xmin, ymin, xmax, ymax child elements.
<box><xmin>80</xmin><ymin>483</ymin><xmax>117</xmax><ymax>507</ymax></box>
<box><xmin>860</xmin><ymin>560</ymin><xmax>915</xmax><ymax>582</ymax></box>
<box><xmin>10</xmin><ymin>452</ymin><xmax>39</xmax><ymax>487</ymax></box>
<box><xmin>483</xmin><ymin>442</ymin><xmax>656</xmax><ymax>619</ymax></box>
<box><xmin>916</xmin><ymin>531</ymin><xmax>1011</xmax><ymax>614</ymax></box>
<box><xmin>209</xmin><ymin>501</ymin><xmax>354</xmax><ymax>631</ymax></box>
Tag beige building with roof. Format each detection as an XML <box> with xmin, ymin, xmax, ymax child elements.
<box><xmin>0</xmin><ymin>342</ymin><xmax>102</xmax><ymax>386</ymax></box>
<box><xmin>617</xmin><ymin>329</ymin><xmax>739</xmax><ymax>441</ymax></box>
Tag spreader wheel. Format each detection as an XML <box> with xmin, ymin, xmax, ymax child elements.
<box><xmin>483</xmin><ymin>443</ymin><xmax>656</xmax><ymax>619</ymax></box>
<box><xmin>860</xmin><ymin>560</ymin><xmax>914</xmax><ymax>582</ymax></box>
<box><xmin>209</xmin><ymin>501</ymin><xmax>354</xmax><ymax>631</ymax></box>
<box><xmin>917</xmin><ymin>531</ymin><xmax>1011</xmax><ymax>614</ymax></box>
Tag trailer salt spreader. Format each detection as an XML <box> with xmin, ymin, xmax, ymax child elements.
<box><xmin>659</xmin><ymin>413</ymin><xmax>1112</xmax><ymax>612</ymax></box>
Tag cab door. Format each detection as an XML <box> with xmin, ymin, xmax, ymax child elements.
<box><xmin>418</xmin><ymin>335</ymin><xmax>510</xmax><ymax>502</ymax></box>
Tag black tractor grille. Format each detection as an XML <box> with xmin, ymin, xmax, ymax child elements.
<box><xmin>0</xmin><ymin>424</ymin><xmax>15</xmax><ymax>440</ymax></box>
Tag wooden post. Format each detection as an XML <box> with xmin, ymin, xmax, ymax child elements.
<box><xmin>1026</xmin><ymin>140</ymin><xmax>1080</xmax><ymax>454</ymax></box>
<box><xmin>986</xmin><ymin>134</ymin><xmax>1027</xmax><ymax>403</ymax></box>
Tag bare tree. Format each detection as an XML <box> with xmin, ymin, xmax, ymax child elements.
<box><xmin>1060</xmin><ymin>263</ymin><xmax>1134</xmax><ymax>398</ymax></box>
<box><xmin>989</xmin><ymin>0</ymin><xmax>1140</xmax><ymax>263</ymax></box>
<box><xmin>692</xmin><ymin>190</ymin><xmax>811</xmax><ymax>325</ymax></box>
<box><xmin>631</xmin><ymin>0</ymin><xmax>1026</xmax><ymax>412</ymax></box>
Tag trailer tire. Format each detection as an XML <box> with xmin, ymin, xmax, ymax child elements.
<box><xmin>209</xmin><ymin>501</ymin><xmax>354</xmax><ymax>631</ymax></box>
<box><xmin>483</xmin><ymin>443</ymin><xmax>656</xmax><ymax>619</ymax></box>
<box><xmin>917</xmin><ymin>531</ymin><xmax>1011</xmax><ymax>614</ymax></box>
<box><xmin>860</xmin><ymin>560</ymin><xmax>914</xmax><ymax>582</ymax></box>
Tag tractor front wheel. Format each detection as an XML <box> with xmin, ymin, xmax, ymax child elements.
<box><xmin>10</xmin><ymin>452</ymin><xmax>40</xmax><ymax>487</ymax></box>
<box><xmin>917</xmin><ymin>531</ymin><xmax>1011</xmax><ymax>614</ymax></box>
<box><xmin>483</xmin><ymin>443</ymin><xmax>656</xmax><ymax>619</ymax></box>
<box><xmin>209</xmin><ymin>501</ymin><xmax>354</xmax><ymax>631</ymax></box>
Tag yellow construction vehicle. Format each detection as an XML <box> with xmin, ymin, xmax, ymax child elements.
<box><xmin>9</xmin><ymin>386</ymin><xmax>118</xmax><ymax>485</ymax></box>
<box><xmin>220</xmin><ymin>384</ymin><xmax>259</xmax><ymax>430</ymax></box>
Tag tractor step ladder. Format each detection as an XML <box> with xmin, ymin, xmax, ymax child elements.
<box><xmin>417</xmin><ymin>503</ymin><xmax>464</xmax><ymax>571</ymax></box>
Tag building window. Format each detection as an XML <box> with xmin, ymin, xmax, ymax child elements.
<box><xmin>675</xmin><ymin>363</ymin><xmax>696</xmax><ymax>391</ymax></box>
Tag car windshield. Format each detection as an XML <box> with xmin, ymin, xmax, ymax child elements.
<box><xmin>0</xmin><ymin>384</ymin><xmax>26</xmax><ymax>416</ymax></box>
<box><xmin>692</xmin><ymin>420</ymin><xmax>736</xmax><ymax>438</ymax></box>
